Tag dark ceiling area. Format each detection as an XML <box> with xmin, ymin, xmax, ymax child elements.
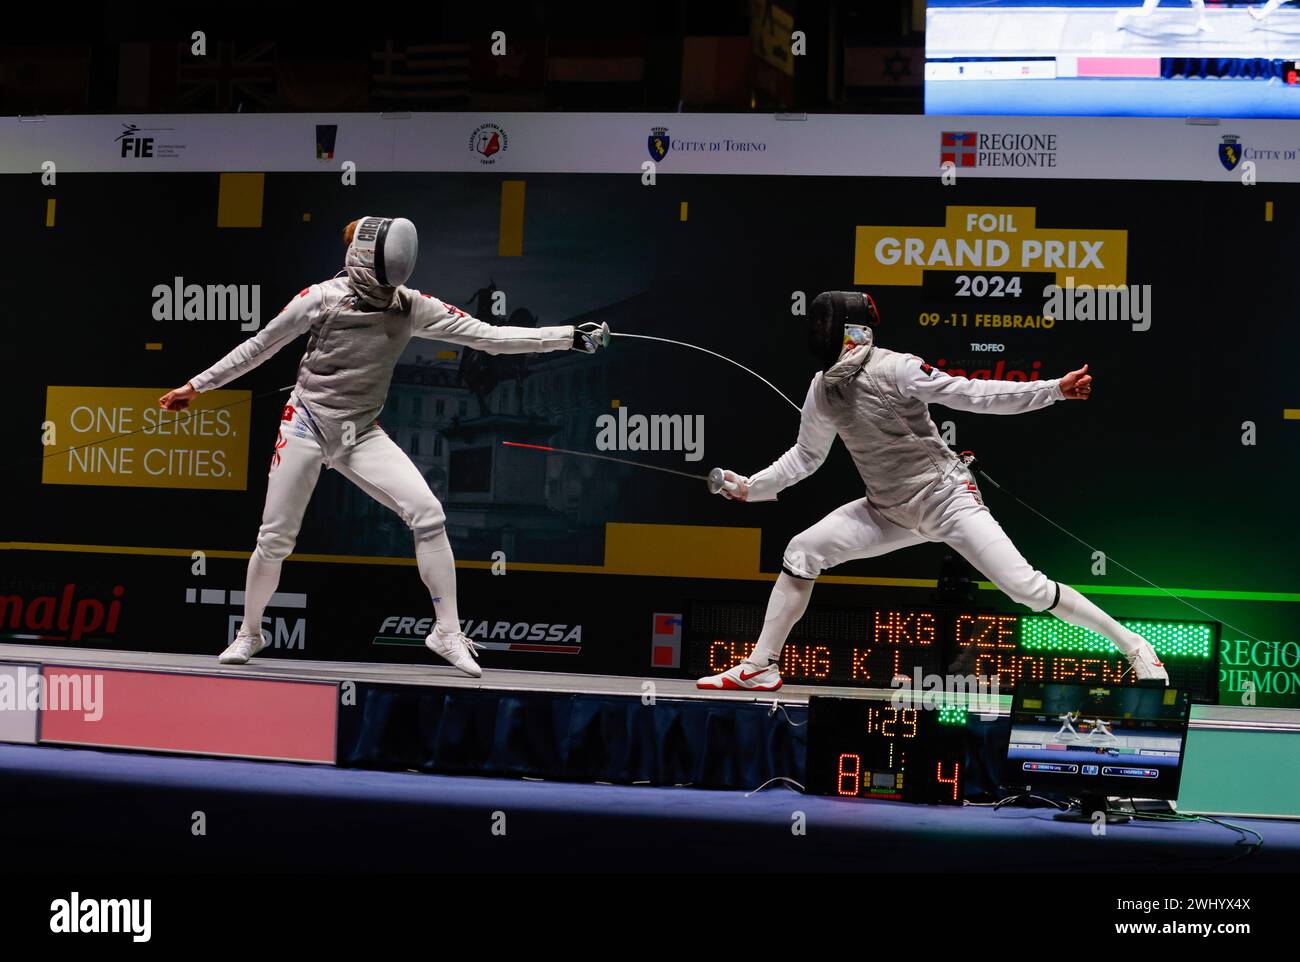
<box><xmin>0</xmin><ymin>0</ymin><xmax>924</xmax><ymax>115</ymax></box>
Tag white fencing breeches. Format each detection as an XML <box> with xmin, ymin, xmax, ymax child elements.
<box><xmin>749</xmin><ymin>478</ymin><xmax>1140</xmax><ymax>665</ymax></box>
<box><xmin>240</xmin><ymin>401</ymin><xmax>458</xmax><ymax>640</ymax></box>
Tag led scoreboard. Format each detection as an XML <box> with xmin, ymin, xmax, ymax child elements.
<box><xmin>686</xmin><ymin>602</ymin><xmax>1217</xmax><ymax>701</ymax></box>
<box><xmin>805</xmin><ymin>697</ymin><xmax>966</xmax><ymax>804</ymax></box>
<box><xmin>688</xmin><ymin>602</ymin><xmax>946</xmax><ymax>687</ymax></box>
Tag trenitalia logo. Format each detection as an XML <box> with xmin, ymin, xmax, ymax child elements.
<box><xmin>0</xmin><ymin>584</ymin><xmax>124</xmax><ymax>643</ymax></box>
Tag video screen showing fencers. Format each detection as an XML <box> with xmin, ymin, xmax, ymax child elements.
<box><xmin>1007</xmin><ymin>682</ymin><xmax>1192</xmax><ymax>799</ymax></box>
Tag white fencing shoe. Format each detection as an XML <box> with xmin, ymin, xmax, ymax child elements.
<box><xmin>425</xmin><ymin>626</ymin><xmax>484</xmax><ymax>678</ymax></box>
<box><xmin>1126</xmin><ymin>638</ymin><xmax>1169</xmax><ymax>684</ymax></box>
<box><xmin>219</xmin><ymin>626</ymin><xmax>269</xmax><ymax>665</ymax></box>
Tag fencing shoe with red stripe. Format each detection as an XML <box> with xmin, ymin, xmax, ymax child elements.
<box><xmin>1126</xmin><ymin>638</ymin><xmax>1169</xmax><ymax>684</ymax></box>
<box><xmin>697</xmin><ymin>658</ymin><xmax>782</xmax><ymax>691</ymax></box>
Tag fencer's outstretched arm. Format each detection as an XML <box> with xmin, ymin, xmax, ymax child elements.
<box><xmin>745</xmin><ymin>375</ymin><xmax>837</xmax><ymax>502</ymax></box>
<box><xmin>188</xmin><ymin>286</ymin><xmax>325</xmax><ymax>393</ymax></box>
<box><xmin>897</xmin><ymin>355</ymin><xmax>1069</xmax><ymax>414</ymax></box>
<box><xmin>408</xmin><ymin>292</ymin><xmax>576</xmax><ymax>354</ymax></box>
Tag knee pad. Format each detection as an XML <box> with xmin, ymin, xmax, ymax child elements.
<box><xmin>408</xmin><ymin>495</ymin><xmax>447</xmax><ymax>543</ymax></box>
<box><xmin>782</xmin><ymin>537</ymin><xmax>823</xmax><ymax>581</ymax></box>
<box><xmin>254</xmin><ymin>529</ymin><xmax>295</xmax><ymax>563</ymax></box>
<box><xmin>1009</xmin><ymin>570</ymin><xmax>1056</xmax><ymax>612</ymax></box>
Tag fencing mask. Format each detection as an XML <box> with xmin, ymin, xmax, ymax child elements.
<box><xmin>807</xmin><ymin>290</ymin><xmax>879</xmax><ymax>369</ymax></box>
<box><xmin>348</xmin><ymin>216</ymin><xmax>419</xmax><ymax>287</ymax></box>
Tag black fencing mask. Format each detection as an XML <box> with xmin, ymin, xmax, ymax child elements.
<box><xmin>807</xmin><ymin>290</ymin><xmax>879</xmax><ymax>368</ymax></box>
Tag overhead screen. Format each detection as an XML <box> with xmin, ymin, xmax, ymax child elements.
<box><xmin>926</xmin><ymin>0</ymin><xmax>1300</xmax><ymax>118</ymax></box>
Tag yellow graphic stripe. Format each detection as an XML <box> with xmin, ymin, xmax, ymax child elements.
<box><xmin>3</xmin><ymin>523</ymin><xmax>937</xmax><ymax>589</ymax></box>
<box><xmin>498</xmin><ymin>180</ymin><xmax>525</xmax><ymax>256</ymax></box>
<box><xmin>217</xmin><ymin>172</ymin><xmax>265</xmax><ymax>228</ymax></box>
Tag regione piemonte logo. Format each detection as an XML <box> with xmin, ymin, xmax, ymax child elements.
<box><xmin>941</xmin><ymin>131</ymin><xmax>977</xmax><ymax>168</ymax></box>
<box><xmin>940</xmin><ymin>130</ymin><xmax>1059</xmax><ymax>169</ymax></box>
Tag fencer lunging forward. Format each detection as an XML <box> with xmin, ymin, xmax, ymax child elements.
<box><xmin>160</xmin><ymin>217</ymin><xmax>609</xmax><ymax>675</ymax></box>
<box><xmin>697</xmin><ymin>291</ymin><xmax>1168</xmax><ymax>692</ymax></box>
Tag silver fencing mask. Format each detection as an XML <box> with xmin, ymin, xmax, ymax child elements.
<box><xmin>350</xmin><ymin>216</ymin><xmax>419</xmax><ymax>287</ymax></box>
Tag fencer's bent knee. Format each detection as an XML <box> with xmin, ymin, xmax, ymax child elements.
<box><xmin>255</xmin><ymin>526</ymin><xmax>296</xmax><ymax>563</ymax></box>
<box><xmin>1003</xmin><ymin>568</ymin><xmax>1055</xmax><ymax>612</ymax></box>
<box><xmin>408</xmin><ymin>493</ymin><xmax>447</xmax><ymax>543</ymax></box>
<box><xmin>782</xmin><ymin>534</ymin><xmax>824</xmax><ymax>581</ymax></box>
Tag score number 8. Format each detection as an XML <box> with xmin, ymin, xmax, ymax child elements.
<box><xmin>837</xmin><ymin>753</ymin><xmax>861</xmax><ymax>796</ymax></box>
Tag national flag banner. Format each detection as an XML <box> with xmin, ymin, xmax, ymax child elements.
<box><xmin>843</xmin><ymin>46</ymin><xmax>925</xmax><ymax>88</ymax></box>
<box><xmin>545</xmin><ymin>37</ymin><xmax>646</xmax><ymax>84</ymax></box>
<box><xmin>278</xmin><ymin>59</ymin><xmax>370</xmax><ymax>111</ymax></box>
<box><xmin>177</xmin><ymin>41</ymin><xmax>277</xmax><ymax>111</ymax></box>
<box><xmin>470</xmin><ymin>37</ymin><xmax>545</xmax><ymax>92</ymax></box>
<box><xmin>680</xmin><ymin>36</ymin><xmax>750</xmax><ymax>107</ymax></box>
<box><xmin>0</xmin><ymin>44</ymin><xmax>91</xmax><ymax>113</ymax></box>
<box><xmin>371</xmin><ymin>41</ymin><xmax>470</xmax><ymax>108</ymax></box>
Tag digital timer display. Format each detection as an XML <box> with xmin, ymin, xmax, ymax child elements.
<box><xmin>805</xmin><ymin>696</ymin><xmax>966</xmax><ymax>804</ymax></box>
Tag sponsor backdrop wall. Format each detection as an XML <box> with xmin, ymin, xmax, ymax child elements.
<box><xmin>3</xmin><ymin>112</ymin><xmax>1298</xmax><ymax>706</ymax></box>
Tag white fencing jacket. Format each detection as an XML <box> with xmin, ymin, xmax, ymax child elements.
<box><xmin>748</xmin><ymin>329</ymin><xmax>1063</xmax><ymax>529</ymax></box>
<box><xmin>190</xmin><ymin>279</ymin><xmax>574</xmax><ymax>451</ymax></box>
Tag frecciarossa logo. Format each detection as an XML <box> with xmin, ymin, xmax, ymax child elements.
<box><xmin>375</xmin><ymin>615</ymin><xmax>582</xmax><ymax>653</ymax></box>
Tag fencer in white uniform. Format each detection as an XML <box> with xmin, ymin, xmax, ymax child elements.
<box><xmin>697</xmin><ymin>291</ymin><xmax>1168</xmax><ymax>691</ymax></box>
<box><xmin>160</xmin><ymin>217</ymin><xmax>609</xmax><ymax>675</ymax></box>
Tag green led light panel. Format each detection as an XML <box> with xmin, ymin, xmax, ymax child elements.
<box><xmin>1018</xmin><ymin>618</ymin><xmax>1213</xmax><ymax>659</ymax></box>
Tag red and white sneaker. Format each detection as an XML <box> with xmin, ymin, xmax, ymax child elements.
<box><xmin>696</xmin><ymin>659</ymin><xmax>782</xmax><ymax>692</ymax></box>
<box><xmin>1126</xmin><ymin>638</ymin><xmax>1169</xmax><ymax>684</ymax></box>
